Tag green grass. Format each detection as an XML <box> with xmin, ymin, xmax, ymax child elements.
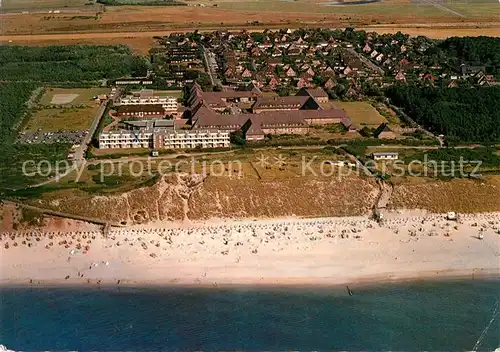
<box><xmin>23</xmin><ymin>106</ymin><xmax>99</xmax><ymax>132</ymax></box>
<box><xmin>39</xmin><ymin>88</ymin><xmax>109</xmax><ymax>106</ymax></box>
<box><xmin>406</xmin><ymin>148</ymin><xmax>500</xmax><ymax>169</ymax></box>
<box><xmin>154</xmin><ymin>90</ymin><xmax>183</xmax><ymax>99</ymax></box>
<box><xmin>333</xmin><ymin>101</ymin><xmax>388</xmax><ymax>127</ymax></box>
<box><xmin>0</xmin><ymin>143</ymin><xmax>72</xmax><ymax>192</ymax></box>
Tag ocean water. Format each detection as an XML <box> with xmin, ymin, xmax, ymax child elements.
<box><xmin>0</xmin><ymin>279</ymin><xmax>499</xmax><ymax>351</ymax></box>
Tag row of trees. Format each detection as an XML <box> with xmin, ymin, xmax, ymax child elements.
<box><xmin>386</xmin><ymin>84</ymin><xmax>500</xmax><ymax>143</ymax></box>
<box><xmin>0</xmin><ymin>45</ymin><xmax>149</xmax><ymax>82</ymax></box>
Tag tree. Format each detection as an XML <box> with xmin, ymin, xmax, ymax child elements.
<box><xmin>230</xmin><ymin>131</ymin><xmax>246</xmax><ymax>145</ymax></box>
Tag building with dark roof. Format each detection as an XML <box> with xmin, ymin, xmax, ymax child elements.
<box><xmin>373</xmin><ymin>123</ymin><xmax>396</xmax><ymax>139</ymax></box>
<box><xmin>295</xmin><ymin>87</ymin><xmax>329</xmax><ymax>103</ymax></box>
<box><xmin>251</xmin><ymin>96</ymin><xmax>321</xmax><ymax>113</ymax></box>
<box><xmin>186</xmin><ymin>83</ymin><xmax>355</xmax><ymax>142</ymax></box>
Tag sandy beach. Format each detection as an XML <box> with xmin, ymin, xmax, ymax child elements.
<box><xmin>1</xmin><ymin>210</ymin><xmax>499</xmax><ymax>287</ymax></box>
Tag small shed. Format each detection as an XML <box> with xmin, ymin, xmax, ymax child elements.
<box><xmin>372</xmin><ymin>152</ymin><xmax>399</xmax><ymax>161</ymax></box>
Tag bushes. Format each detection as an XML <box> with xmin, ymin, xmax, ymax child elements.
<box><xmin>406</xmin><ymin>147</ymin><xmax>500</xmax><ymax>168</ymax></box>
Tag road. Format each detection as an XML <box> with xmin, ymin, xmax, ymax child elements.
<box><xmin>389</xmin><ymin>104</ymin><xmax>443</xmax><ymax>146</ymax></box>
<box><xmin>201</xmin><ymin>45</ymin><xmax>220</xmax><ymax>87</ymax></box>
<box><xmin>74</xmin><ymin>89</ymin><xmax>121</xmax><ymax>162</ymax></box>
<box><xmin>345</xmin><ymin>47</ymin><xmax>384</xmax><ymax>75</ymax></box>
<box><xmin>73</xmin><ymin>102</ymin><xmax>106</xmax><ymax>162</ymax></box>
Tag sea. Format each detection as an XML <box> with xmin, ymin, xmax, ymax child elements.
<box><xmin>0</xmin><ymin>279</ymin><xmax>499</xmax><ymax>351</ymax></box>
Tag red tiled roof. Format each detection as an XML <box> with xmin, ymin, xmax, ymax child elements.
<box><xmin>251</xmin><ymin>96</ymin><xmax>310</xmax><ymax>110</ymax></box>
<box><xmin>297</xmin><ymin>87</ymin><xmax>328</xmax><ymax>98</ymax></box>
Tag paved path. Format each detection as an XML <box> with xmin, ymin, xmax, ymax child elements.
<box><xmin>201</xmin><ymin>45</ymin><xmax>220</xmax><ymax>87</ymax></box>
<box><xmin>73</xmin><ymin>101</ymin><xmax>107</xmax><ymax>162</ymax></box>
<box><xmin>420</xmin><ymin>0</ymin><xmax>466</xmax><ymax>18</ymax></box>
<box><xmin>0</xmin><ymin>199</ymin><xmax>125</xmax><ymax>227</ymax></box>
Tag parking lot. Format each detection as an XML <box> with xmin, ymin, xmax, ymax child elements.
<box><xmin>17</xmin><ymin>130</ymin><xmax>89</xmax><ymax>145</ymax></box>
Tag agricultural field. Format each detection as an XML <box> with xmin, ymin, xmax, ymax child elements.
<box><xmin>0</xmin><ymin>0</ymin><xmax>102</xmax><ymax>11</ymax></box>
<box><xmin>2</xmin><ymin>0</ymin><xmax>500</xmax><ymax>40</ymax></box>
<box><xmin>332</xmin><ymin>101</ymin><xmax>388</xmax><ymax>127</ymax></box>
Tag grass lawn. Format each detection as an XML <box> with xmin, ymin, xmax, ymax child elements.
<box><xmin>39</xmin><ymin>88</ymin><xmax>110</xmax><ymax>106</ymax></box>
<box><xmin>332</xmin><ymin>101</ymin><xmax>388</xmax><ymax>127</ymax></box>
<box><xmin>154</xmin><ymin>90</ymin><xmax>183</xmax><ymax>99</ymax></box>
<box><xmin>90</xmin><ymin>147</ymin><xmax>150</xmax><ymax>156</ymax></box>
<box><xmin>24</xmin><ymin>106</ymin><xmax>99</xmax><ymax>132</ymax></box>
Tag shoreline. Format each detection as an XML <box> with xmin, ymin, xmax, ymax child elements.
<box><xmin>1</xmin><ymin>210</ymin><xmax>499</xmax><ymax>289</ymax></box>
<box><xmin>1</xmin><ymin>268</ymin><xmax>499</xmax><ymax>289</ymax></box>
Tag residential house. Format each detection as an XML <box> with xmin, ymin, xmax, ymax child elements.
<box><xmin>285</xmin><ymin>67</ymin><xmax>297</xmax><ymax>77</ymax></box>
<box><xmin>373</xmin><ymin>123</ymin><xmax>396</xmax><ymax>139</ymax></box>
<box><xmin>395</xmin><ymin>70</ymin><xmax>406</xmax><ymax>81</ymax></box>
<box><xmin>324</xmin><ymin>78</ymin><xmax>336</xmax><ymax>89</ymax></box>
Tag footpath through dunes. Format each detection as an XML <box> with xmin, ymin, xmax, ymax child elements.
<box><xmin>20</xmin><ymin>174</ymin><xmax>379</xmax><ymax>225</ymax></box>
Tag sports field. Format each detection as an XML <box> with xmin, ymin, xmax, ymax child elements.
<box><xmin>39</xmin><ymin>88</ymin><xmax>109</xmax><ymax>106</ymax></box>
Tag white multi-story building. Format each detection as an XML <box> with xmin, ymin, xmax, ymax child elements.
<box><xmin>154</xmin><ymin>130</ymin><xmax>230</xmax><ymax>149</ymax></box>
<box><xmin>119</xmin><ymin>96</ymin><xmax>178</xmax><ymax>116</ymax></box>
<box><xmin>98</xmin><ymin>129</ymin><xmax>154</xmax><ymax>149</ymax></box>
<box><xmin>99</xmin><ymin>128</ymin><xmax>230</xmax><ymax>150</ymax></box>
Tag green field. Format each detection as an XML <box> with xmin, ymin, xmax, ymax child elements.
<box><xmin>154</xmin><ymin>90</ymin><xmax>183</xmax><ymax>99</ymax></box>
<box><xmin>24</xmin><ymin>106</ymin><xmax>99</xmax><ymax>132</ymax></box>
<box><xmin>332</xmin><ymin>101</ymin><xmax>388</xmax><ymax>127</ymax></box>
<box><xmin>39</xmin><ymin>88</ymin><xmax>109</xmax><ymax>106</ymax></box>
